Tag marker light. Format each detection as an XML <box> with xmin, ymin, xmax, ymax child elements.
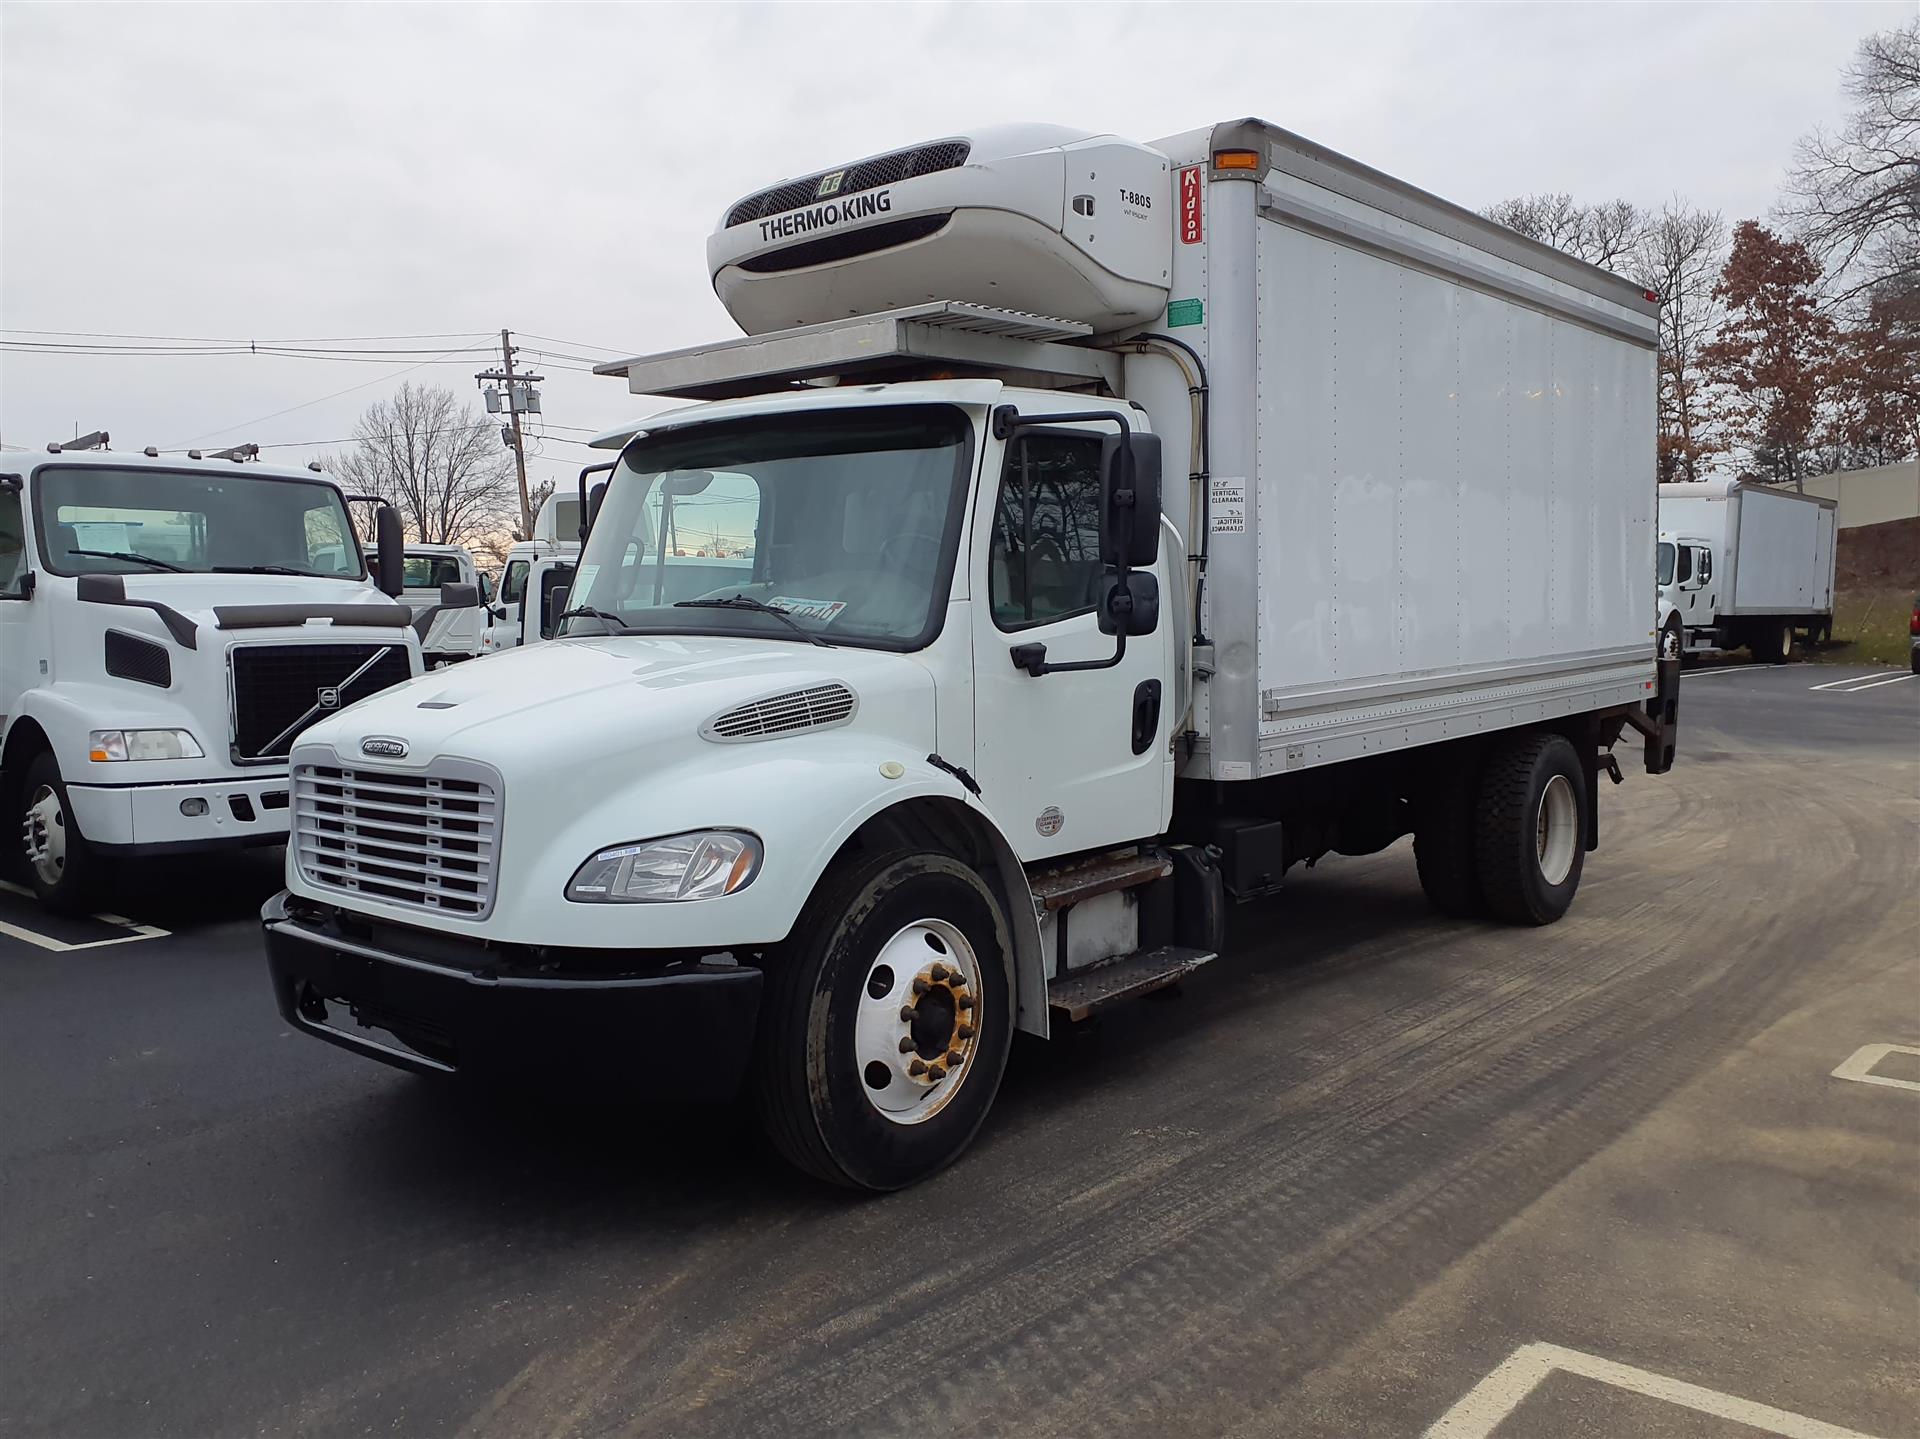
<box><xmin>1213</xmin><ymin>149</ymin><xmax>1261</xmax><ymax>171</ymax></box>
<box><xmin>566</xmin><ymin>830</ymin><xmax>762</xmax><ymax>903</ymax></box>
<box><xmin>88</xmin><ymin>729</ymin><xmax>204</xmax><ymax>762</ymax></box>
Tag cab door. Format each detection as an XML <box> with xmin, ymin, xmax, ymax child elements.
<box><xmin>968</xmin><ymin>427</ymin><xmax>1168</xmax><ymax>862</ymax></box>
<box><xmin>0</xmin><ymin>477</ymin><xmax>42</xmax><ymax>734</ymax></box>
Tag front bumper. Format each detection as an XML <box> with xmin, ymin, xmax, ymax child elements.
<box><xmin>68</xmin><ymin>773</ymin><xmax>292</xmax><ymax>855</ymax></box>
<box><xmin>262</xmin><ymin>892</ymin><xmax>764</xmax><ymax>1094</ymax></box>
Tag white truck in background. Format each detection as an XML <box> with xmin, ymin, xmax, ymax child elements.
<box><xmin>363</xmin><ymin>542</ymin><xmax>491</xmax><ymax>666</ymax></box>
<box><xmin>482</xmin><ymin>491</ymin><xmax>580</xmax><ymax>653</ymax></box>
<box><xmin>1657</xmin><ymin>480</ymin><xmax>1838</xmax><ymax>663</ymax></box>
<box><xmin>263</xmin><ymin>118</ymin><xmax>1680</xmax><ymax>1189</ymax></box>
<box><xmin>0</xmin><ymin>446</ymin><xmax>480</xmax><ymax>912</ymax></box>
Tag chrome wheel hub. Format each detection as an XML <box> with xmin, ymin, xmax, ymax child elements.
<box><xmin>22</xmin><ymin>783</ymin><xmax>67</xmax><ymax>887</ymax></box>
<box><xmin>1536</xmin><ymin>773</ymin><xmax>1577</xmax><ymax>887</ymax></box>
<box><xmin>853</xmin><ymin>918</ymin><xmax>984</xmax><ymax>1126</ymax></box>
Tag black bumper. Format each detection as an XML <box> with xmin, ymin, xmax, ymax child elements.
<box><xmin>263</xmin><ymin>892</ymin><xmax>763</xmax><ymax>1095</ymax></box>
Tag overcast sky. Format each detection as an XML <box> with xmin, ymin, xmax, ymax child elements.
<box><xmin>2</xmin><ymin>1</ymin><xmax>1907</xmax><ymax>493</ymax></box>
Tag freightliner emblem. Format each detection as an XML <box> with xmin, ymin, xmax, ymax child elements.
<box><xmin>360</xmin><ymin>736</ymin><xmax>408</xmax><ymax>759</ymax></box>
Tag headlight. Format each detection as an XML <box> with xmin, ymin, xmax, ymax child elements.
<box><xmin>88</xmin><ymin>729</ymin><xmax>205</xmax><ymax>762</ymax></box>
<box><xmin>566</xmin><ymin>830</ymin><xmax>762</xmax><ymax>903</ymax></box>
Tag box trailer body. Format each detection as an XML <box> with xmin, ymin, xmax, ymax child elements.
<box><xmin>264</xmin><ymin>118</ymin><xmax>1679</xmax><ymax>1188</ymax></box>
<box><xmin>1656</xmin><ymin>479</ymin><xmax>1837</xmax><ymax>662</ymax></box>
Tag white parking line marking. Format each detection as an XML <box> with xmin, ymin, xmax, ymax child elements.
<box><xmin>1809</xmin><ymin>671</ymin><xmax>1916</xmax><ymax>693</ymax></box>
<box><xmin>1684</xmin><ymin>664</ymin><xmax>1789</xmax><ymax>678</ymax></box>
<box><xmin>0</xmin><ymin>916</ymin><xmax>172</xmax><ymax>952</ymax></box>
<box><xmin>1425</xmin><ymin>1342</ymin><xmax>1882</xmax><ymax>1439</ymax></box>
<box><xmin>1832</xmin><ymin>1043</ymin><xmax>1920</xmax><ymax>1092</ymax></box>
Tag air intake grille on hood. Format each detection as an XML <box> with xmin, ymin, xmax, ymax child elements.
<box><xmin>704</xmin><ymin>683</ymin><xmax>856</xmax><ymax>741</ymax></box>
<box><xmin>725</xmin><ymin>141</ymin><xmax>970</xmax><ymax>228</ymax></box>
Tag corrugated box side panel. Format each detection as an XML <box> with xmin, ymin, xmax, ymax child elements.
<box><xmin>1728</xmin><ymin>487</ymin><xmax>1837</xmax><ymax>614</ymax></box>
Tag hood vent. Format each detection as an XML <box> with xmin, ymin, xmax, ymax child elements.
<box><xmin>703</xmin><ymin>683</ymin><xmax>856</xmax><ymax>742</ymax></box>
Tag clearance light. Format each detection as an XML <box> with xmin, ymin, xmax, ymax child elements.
<box><xmin>1213</xmin><ymin>149</ymin><xmax>1261</xmax><ymax>171</ymax></box>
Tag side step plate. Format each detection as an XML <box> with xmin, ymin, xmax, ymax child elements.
<box><xmin>1047</xmin><ymin>946</ymin><xmax>1217</xmax><ymax>1023</ymax></box>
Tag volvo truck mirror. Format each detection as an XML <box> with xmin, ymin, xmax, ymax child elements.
<box><xmin>373</xmin><ymin>506</ymin><xmax>405</xmax><ymax>598</ymax></box>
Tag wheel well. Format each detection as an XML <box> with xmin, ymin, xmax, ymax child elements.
<box><xmin>0</xmin><ymin>718</ymin><xmax>52</xmax><ymax>806</ymax></box>
<box><xmin>834</xmin><ymin>797</ymin><xmax>1049</xmax><ymax>1037</ymax></box>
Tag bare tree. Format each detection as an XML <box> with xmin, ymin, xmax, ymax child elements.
<box><xmin>1483</xmin><ymin>193</ymin><xmax>1647</xmax><ymax>268</ymax></box>
<box><xmin>322</xmin><ymin>382</ymin><xmax>517</xmax><ymax>549</ymax></box>
<box><xmin>1778</xmin><ymin>18</ymin><xmax>1920</xmax><ymax>307</ymax></box>
<box><xmin>1628</xmin><ymin>200</ymin><xmax>1730</xmax><ymax>481</ymax></box>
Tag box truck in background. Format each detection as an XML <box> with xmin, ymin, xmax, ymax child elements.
<box><xmin>1658</xmin><ymin>480</ymin><xmax>1837</xmax><ymax>663</ymax></box>
<box><xmin>264</xmin><ymin>118</ymin><xmax>1679</xmax><ymax>1188</ymax></box>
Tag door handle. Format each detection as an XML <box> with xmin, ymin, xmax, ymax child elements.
<box><xmin>1131</xmin><ymin>679</ymin><xmax>1162</xmax><ymax>755</ymax></box>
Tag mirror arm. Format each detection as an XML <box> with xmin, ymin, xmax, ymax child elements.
<box><xmin>1011</xmin><ymin>631</ymin><xmax>1126</xmax><ymax>679</ymax></box>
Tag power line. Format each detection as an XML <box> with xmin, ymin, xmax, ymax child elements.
<box><xmin>1</xmin><ymin>327</ymin><xmax>491</xmax><ymax>344</ymax></box>
<box><xmin>516</xmin><ymin>331</ymin><xmax>628</xmax><ymax>355</ymax></box>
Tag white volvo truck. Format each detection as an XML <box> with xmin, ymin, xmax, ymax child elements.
<box><xmin>1657</xmin><ymin>479</ymin><xmax>1837</xmax><ymax>663</ymax></box>
<box><xmin>264</xmin><ymin>119</ymin><xmax>1680</xmax><ymax>1189</ymax></box>
<box><xmin>0</xmin><ymin>446</ymin><xmax>480</xmax><ymax>912</ymax></box>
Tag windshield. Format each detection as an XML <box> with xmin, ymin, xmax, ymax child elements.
<box><xmin>565</xmin><ymin>405</ymin><xmax>972</xmax><ymax>650</ymax></box>
<box><xmin>1656</xmin><ymin>541</ymin><xmax>1676</xmax><ymax>586</ymax></box>
<box><xmin>34</xmin><ymin>467</ymin><xmax>363</xmax><ymax>580</ymax></box>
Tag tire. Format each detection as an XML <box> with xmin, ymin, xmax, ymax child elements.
<box><xmin>18</xmin><ymin>750</ymin><xmax>102</xmax><ymax>916</ymax></box>
<box><xmin>1911</xmin><ymin>648</ymin><xmax>1919</xmax><ymax>676</ymax></box>
<box><xmin>1474</xmin><ymin>731</ymin><xmax>1586</xmax><ymax>927</ymax></box>
<box><xmin>1750</xmin><ymin>622</ymin><xmax>1795</xmax><ymax>665</ymax></box>
<box><xmin>1414</xmin><ymin>758</ymin><xmax>1487</xmax><ymax>918</ymax></box>
<box><xmin>753</xmin><ymin>849</ymin><xmax>1015</xmax><ymax>1190</ymax></box>
<box><xmin>1658</xmin><ymin>618</ymin><xmax>1684</xmax><ymax>662</ymax></box>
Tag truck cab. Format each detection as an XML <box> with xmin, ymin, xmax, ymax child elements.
<box><xmin>0</xmin><ymin>447</ymin><xmax>446</xmax><ymax>912</ymax></box>
<box><xmin>1656</xmin><ymin>533</ymin><xmax>1717</xmax><ymax>657</ymax></box>
<box><xmin>362</xmin><ymin>542</ymin><xmax>487</xmax><ymax>666</ymax></box>
<box><xmin>482</xmin><ymin>492</ymin><xmax>580</xmax><ymax>652</ymax></box>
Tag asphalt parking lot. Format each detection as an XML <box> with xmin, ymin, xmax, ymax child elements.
<box><xmin>2</xmin><ymin>665</ymin><xmax>1915</xmax><ymax>1438</ymax></box>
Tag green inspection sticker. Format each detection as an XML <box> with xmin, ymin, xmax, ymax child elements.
<box><xmin>1166</xmin><ymin>298</ymin><xmax>1203</xmax><ymax>327</ymax></box>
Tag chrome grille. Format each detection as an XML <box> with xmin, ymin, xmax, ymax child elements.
<box><xmin>703</xmin><ymin>683</ymin><xmax>856</xmax><ymax>741</ymax></box>
<box><xmin>292</xmin><ymin>761</ymin><xmax>500</xmax><ymax>917</ymax></box>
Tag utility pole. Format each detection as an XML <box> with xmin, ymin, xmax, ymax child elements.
<box><xmin>475</xmin><ymin>330</ymin><xmax>544</xmax><ymax>537</ymax></box>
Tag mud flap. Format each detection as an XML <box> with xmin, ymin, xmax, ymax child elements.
<box><xmin>1624</xmin><ymin>657</ymin><xmax>1680</xmax><ymax>775</ymax></box>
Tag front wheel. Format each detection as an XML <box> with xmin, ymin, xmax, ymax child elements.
<box><xmin>753</xmin><ymin>849</ymin><xmax>1014</xmax><ymax>1190</ymax></box>
<box><xmin>1658</xmin><ymin>619</ymin><xmax>1684</xmax><ymax>662</ymax></box>
<box><xmin>19</xmin><ymin>751</ymin><xmax>102</xmax><ymax>916</ymax></box>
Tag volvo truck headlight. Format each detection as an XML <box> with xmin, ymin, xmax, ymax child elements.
<box><xmin>566</xmin><ymin>830</ymin><xmax>762</xmax><ymax>903</ymax></box>
<box><xmin>88</xmin><ymin>729</ymin><xmax>205</xmax><ymax>762</ymax></box>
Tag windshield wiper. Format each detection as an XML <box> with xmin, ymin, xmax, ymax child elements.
<box><xmin>64</xmin><ymin>549</ymin><xmax>187</xmax><ymax>573</ymax></box>
<box><xmin>555</xmin><ymin>605</ymin><xmax>637</xmax><ymax>634</ymax></box>
<box><xmin>674</xmin><ymin>595</ymin><xmax>833</xmax><ymax>647</ymax></box>
<box><xmin>211</xmin><ymin>564</ymin><xmax>323</xmax><ymax>577</ymax></box>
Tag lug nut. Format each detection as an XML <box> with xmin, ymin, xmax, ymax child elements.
<box><xmin>899</xmin><ymin>1037</ymin><xmax>915</xmax><ymax>1054</ymax></box>
<box><xmin>928</xmin><ymin>1064</ymin><xmax>947</xmax><ymax>1081</ymax></box>
<box><xmin>957</xmin><ymin>1023</ymin><xmax>975</xmax><ymax>1039</ymax></box>
<box><xmin>908</xmin><ymin>1058</ymin><xmax>928</xmax><ymax>1076</ymax></box>
<box><xmin>929</xmin><ymin>963</ymin><xmax>949</xmax><ymax>981</ymax></box>
<box><xmin>957</xmin><ymin>993</ymin><xmax>974</xmax><ymax>1011</ymax></box>
<box><xmin>946</xmin><ymin>1050</ymin><xmax>964</xmax><ymax>1067</ymax></box>
<box><xmin>899</xmin><ymin>1005</ymin><xmax>916</xmax><ymax>1022</ymax></box>
<box><xmin>912</xmin><ymin>978</ymin><xmax>931</xmax><ymax>995</ymax></box>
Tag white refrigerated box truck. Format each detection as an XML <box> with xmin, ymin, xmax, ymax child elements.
<box><xmin>1657</xmin><ymin>479</ymin><xmax>1837</xmax><ymax>663</ymax></box>
<box><xmin>264</xmin><ymin>119</ymin><xmax>1679</xmax><ymax>1188</ymax></box>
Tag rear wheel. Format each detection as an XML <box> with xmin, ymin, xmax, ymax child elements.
<box><xmin>753</xmin><ymin>849</ymin><xmax>1014</xmax><ymax>1190</ymax></box>
<box><xmin>1474</xmin><ymin>732</ymin><xmax>1586</xmax><ymax>927</ymax></box>
<box><xmin>1750</xmin><ymin>622</ymin><xmax>1795</xmax><ymax>665</ymax></box>
<box><xmin>1414</xmin><ymin>759</ymin><xmax>1487</xmax><ymax>918</ymax></box>
<box><xmin>19</xmin><ymin>751</ymin><xmax>101</xmax><ymax>916</ymax></box>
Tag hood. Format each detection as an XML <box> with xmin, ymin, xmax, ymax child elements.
<box><xmin>296</xmin><ymin>632</ymin><xmax>938</xmax><ymax>772</ymax></box>
<box><xmin>116</xmin><ymin>572</ymin><xmax>399</xmax><ymax>629</ymax></box>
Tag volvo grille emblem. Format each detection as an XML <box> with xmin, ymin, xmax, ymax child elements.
<box><xmin>361</xmin><ymin>736</ymin><xmax>408</xmax><ymax>759</ymax></box>
<box><xmin>316</xmin><ymin>686</ymin><xmax>341</xmax><ymax>710</ymax></box>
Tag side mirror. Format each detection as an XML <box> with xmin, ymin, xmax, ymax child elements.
<box><xmin>1097</xmin><ymin>570</ymin><xmax>1160</xmax><ymax>637</ymax></box>
<box><xmin>439</xmin><ymin>581</ymin><xmax>480</xmax><ymax>610</ymax></box>
<box><xmin>373</xmin><ymin>505</ymin><xmax>405</xmax><ymax>598</ymax></box>
<box><xmin>585</xmin><ymin>481</ymin><xmax>608</xmax><ymax>542</ymax></box>
<box><xmin>1098</xmin><ymin>431</ymin><xmax>1162</xmax><ymax>569</ymax></box>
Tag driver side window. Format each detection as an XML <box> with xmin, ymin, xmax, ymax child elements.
<box><xmin>989</xmin><ymin>433</ymin><xmax>1105</xmax><ymax>630</ymax></box>
<box><xmin>0</xmin><ymin>486</ymin><xmax>26</xmax><ymax>597</ymax></box>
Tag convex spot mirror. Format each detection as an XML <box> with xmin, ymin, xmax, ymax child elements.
<box><xmin>373</xmin><ymin>505</ymin><xmax>405</xmax><ymax>598</ymax></box>
<box><xmin>1098</xmin><ymin>431</ymin><xmax>1162</xmax><ymax>569</ymax></box>
<box><xmin>1097</xmin><ymin>570</ymin><xmax>1160</xmax><ymax>637</ymax></box>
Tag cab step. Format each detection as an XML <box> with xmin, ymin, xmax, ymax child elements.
<box><xmin>1047</xmin><ymin>946</ymin><xmax>1217</xmax><ymax>1022</ymax></box>
<box><xmin>1028</xmin><ymin>849</ymin><xmax>1171</xmax><ymax>912</ymax></box>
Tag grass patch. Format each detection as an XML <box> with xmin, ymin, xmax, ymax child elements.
<box><xmin>1808</xmin><ymin>587</ymin><xmax>1917</xmax><ymax>667</ymax></box>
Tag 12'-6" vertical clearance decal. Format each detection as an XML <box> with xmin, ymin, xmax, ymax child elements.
<box><xmin>1179</xmin><ymin>166</ymin><xmax>1204</xmax><ymax>244</ymax></box>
